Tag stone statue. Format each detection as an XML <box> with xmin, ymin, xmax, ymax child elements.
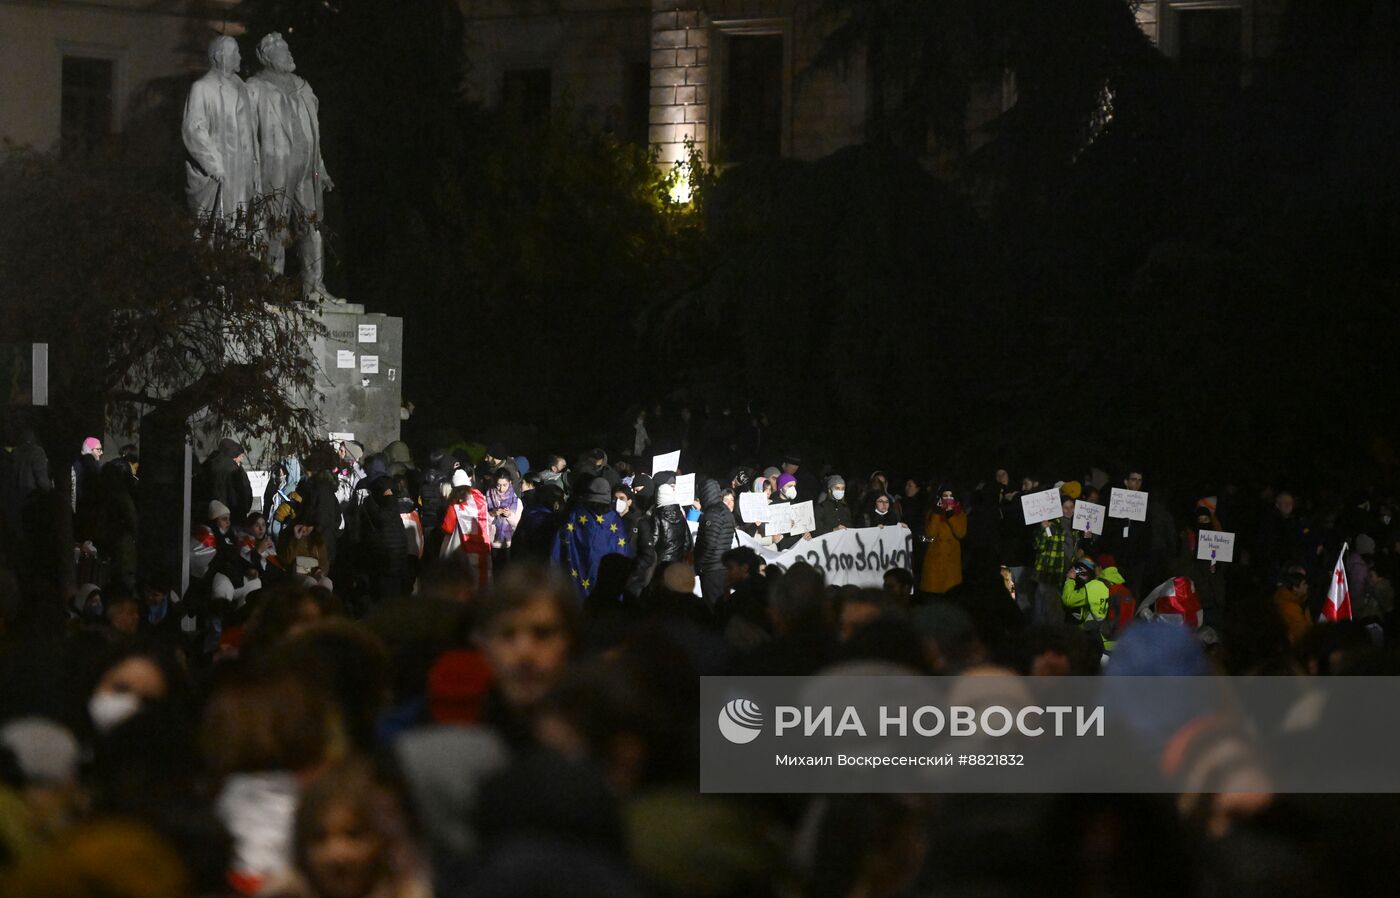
<box><xmin>182</xmin><ymin>36</ymin><xmax>259</xmax><ymax>226</ymax></box>
<box><xmin>247</xmin><ymin>32</ymin><xmax>341</xmax><ymax>303</ymax></box>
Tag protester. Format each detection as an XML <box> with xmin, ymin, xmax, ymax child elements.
<box><xmin>919</xmin><ymin>486</ymin><xmax>967</xmax><ymax>596</ymax></box>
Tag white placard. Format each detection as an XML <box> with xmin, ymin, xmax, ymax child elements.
<box><xmin>328</xmin><ymin>431</ymin><xmax>356</xmax><ymax>442</ymax></box>
<box><xmin>1021</xmin><ymin>488</ymin><xmax>1063</xmax><ymax>525</ymax></box>
<box><xmin>672</xmin><ymin>473</ymin><xmax>696</xmax><ymax>507</ymax></box>
<box><xmin>766</xmin><ymin>502</ymin><xmax>794</xmax><ymax>536</ymax></box>
<box><xmin>1197</xmin><ymin>530</ymin><xmax>1236</xmax><ymax>563</ymax></box>
<box><xmin>1108</xmin><ymin>488</ymin><xmax>1149</xmax><ymax>521</ymax></box>
<box><xmin>652</xmin><ymin>450</ymin><xmax>681</xmax><ymax>475</ymax></box>
<box><xmin>739</xmin><ymin>491</ymin><xmax>770</xmax><ymax>522</ymax></box>
<box><xmin>360</xmin><ymin>355</ymin><xmax>379</xmax><ymax>374</ymax></box>
<box><xmin>357</xmin><ymin>323</ymin><xmax>377</xmax><ymax>343</ymax></box>
<box><xmin>789</xmin><ymin>500</ymin><xmax>816</xmax><ymax>535</ymax></box>
<box><xmin>336</xmin><ymin>350</ymin><xmax>355</xmax><ymax>369</ymax></box>
<box><xmin>1072</xmin><ymin>500</ymin><xmax>1106</xmax><ymax>535</ymax></box>
<box><xmin>247</xmin><ymin>470</ymin><xmax>270</xmax><ymax>504</ymax></box>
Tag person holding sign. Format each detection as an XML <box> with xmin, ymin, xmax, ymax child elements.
<box><xmin>919</xmin><ymin>486</ymin><xmax>967</xmax><ymax>595</ymax></box>
<box><xmin>1178</xmin><ymin>500</ymin><xmax>1227</xmax><ymax>628</ymax></box>
<box><xmin>1031</xmin><ymin>494</ymin><xmax>1079</xmax><ymax>625</ymax></box>
<box><xmin>1100</xmin><ymin>468</ymin><xmax>1151</xmax><ymax>597</ymax></box>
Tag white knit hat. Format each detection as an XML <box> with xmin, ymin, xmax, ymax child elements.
<box><xmin>208</xmin><ymin>499</ymin><xmax>231</xmax><ymax>521</ymax></box>
<box><xmin>451</xmin><ymin>469</ymin><xmax>472</xmax><ymax>488</ymax></box>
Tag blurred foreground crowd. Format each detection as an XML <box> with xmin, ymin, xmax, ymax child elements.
<box><xmin>3</xmin><ymin>425</ymin><xmax>1399</xmax><ymax>898</ymax></box>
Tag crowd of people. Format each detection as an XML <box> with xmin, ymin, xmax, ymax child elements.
<box><xmin>2</xmin><ymin>419</ymin><xmax>1400</xmax><ymax>897</ymax></box>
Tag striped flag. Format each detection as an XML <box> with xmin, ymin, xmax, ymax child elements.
<box><xmin>1322</xmin><ymin>543</ymin><xmax>1352</xmax><ymax>622</ymax></box>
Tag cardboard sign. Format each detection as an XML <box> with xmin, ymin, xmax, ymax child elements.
<box><xmin>1197</xmin><ymin>530</ymin><xmax>1236</xmax><ymax>563</ymax></box>
<box><xmin>328</xmin><ymin>431</ymin><xmax>355</xmax><ymax>442</ymax></box>
<box><xmin>360</xmin><ymin>355</ymin><xmax>379</xmax><ymax>374</ymax></box>
<box><xmin>1072</xmin><ymin>500</ymin><xmax>1106</xmax><ymax>536</ymax></box>
<box><xmin>739</xmin><ymin>491</ymin><xmax>770</xmax><ymax>523</ymax></box>
<box><xmin>789</xmin><ymin>500</ymin><xmax>816</xmax><ymax>535</ymax></box>
<box><xmin>766</xmin><ymin>502</ymin><xmax>794</xmax><ymax>536</ymax></box>
<box><xmin>673</xmin><ymin>473</ymin><xmax>696</xmax><ymax>507</ymax></box>
<box><xmin>336</xmin><ymin>350</ymin><xmax>355</xmax><ymax>369</ymax></box>
<box><xmin>357</xmin><ymin>323</ymin><xmax>377</xmax><ymax>343</ymax></box>
<box><xmin>1108</xmin><ymin>488</ymin><xmax>1149</xmax><ymax>521</ymax></box>
<box><xmin>1021</xmin><ymin>488</ymin><xmax>1063</xmax><ymax>525</ymax></box>
<box><xmin>652</xmin><ymin>450</ymin><xmax>681</xmax><ymax>475</ymax></box>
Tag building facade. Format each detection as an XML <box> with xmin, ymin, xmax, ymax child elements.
<box><xmin>0</xmin><ymin>0</ymin><xmax>238</xmax><ymax>155</ymax></box>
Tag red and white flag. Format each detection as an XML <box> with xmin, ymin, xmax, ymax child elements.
<box><xmin>1322</xmin><ymin>543</ymin><xmax>1352</xmax><ymax>622</ymax></box>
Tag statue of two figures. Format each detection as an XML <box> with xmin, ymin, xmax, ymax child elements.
<box><xmin>182</xmin><ymin>34</ymin><xmax>341</xmax><ymax>304</ymax></box>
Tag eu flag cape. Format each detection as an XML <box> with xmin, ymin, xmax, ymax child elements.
<box><xmin>552</xmin><ymin>503</ymin><xmax>635</xmax><ymax>599</ymax></box>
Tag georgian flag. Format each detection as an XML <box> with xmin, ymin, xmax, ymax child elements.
<box><xmin>1322</xmin><ymin>543</ymin><xmax>1353</xmax><ymax>622</ymax></box>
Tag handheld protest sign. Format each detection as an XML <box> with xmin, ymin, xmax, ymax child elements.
<box><xmin>1108</xmin><ymin>489</ymin><xmax>1148</xmax><ymax>522</ymax></box>
<box><xmin>652</xmin><ymin>450</ymin><xmax>681</xmax><ymax>475</ymax></box>
<box><xmin>740</xmin><ymin>491</ymin><xmax>770</xmax><ymax>523</ymax></box>
<box><xmin>673</xmin><ymin>473</ymin><xmax>696</xmax><ymax>507</ymax></box>
<box><xmin>766</xmin><ymin>502</ymin><xmax>795</xmax><ymax>536</ymax></box>
<box><xmin>1196</xmin><ymin>530</ymin><xmax>1235</xmax><ymax>563</ymax></box>
<box><xmin>789</xmin><ymin>501</ymin><xmax>816</xmax><ymax>535</ymax></box>
<box><xmin>1021</xmin><ymin>488</ymin><xmax>1062</xmax><ymax>525</ymax></box>
<box><xmin>1072</xmin><ymin>500</ymin><xmax>1106</xmax><ymax>535</ymax></box>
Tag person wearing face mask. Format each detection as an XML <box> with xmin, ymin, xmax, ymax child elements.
<box><xmin>919</xmin><ymin>486</ymin><xmax>967</xmax><ymax>596</ymax></box>
<box><xmin>694</xmin><ymin>478</ymin><xmax>737</xmax><ymax>610</ymax></box>
<box><xmin>1177</xmin><ymin>499</ymin><xmax>1228</xmax><ymax>629</ymax></box>
<box><xmin>860</xmin><ymin>492</ymin><xmax>905</xmax><ymax>529</ymax></box>
<box><xmin>631</xmin><ymin>475</ymin><xmax>694</xmax><ymax>597</ymax></box>
<box><xmin>86</xmin><ymin>645</ymin><xmax>182</xmax><ymax>737</ymax></box>
<box><xmin>815</xmin><ymin>475</ymin><xmax>853</xmax><ymax>536</ymax></box>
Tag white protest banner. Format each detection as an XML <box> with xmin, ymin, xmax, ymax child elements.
<box><xmin>1197</xmin><ymin>530</ymin><xmax>1236</xmax><ymax>563</ymax></box>
<box><xmin>1108</xmin><ymin>488</ymin><xmax>1149</xmax><ymax>521</ymax></box>
<box><xmin>673</xmin><ymin>473</ymin><xmax>696</xmax><ymax>507</ymax></box>
<box><xmin>789</xmin><ymin>500</ymin><xmax>816</xmax><ymax>536</ymax></box>
<box><xmin>651</xmin><ymin>450</ymin><xmax>681</xmax><ymax>475</ymax></box>
<box><xmin>739</xmin><ymin>491</ymin><xmax>770</xmax><ymax>523</ymax></box>
<box><xmin>328</xmin><ymin>431</ymin><xmax>356</xmax><ymax>443</ymax></box>
<box><xmin>360</xmin><ymin>355</ymin><xmax>379</xmax><ymax>374</ymax></box>
<box><xmin>1021</xmin><ymin>488</ymin><xmax>1063</xmax><ymax>525</ymax></box>
<box><xmin>247</xmin><ymin>470</ymin><xmax>270</xmax><ymax>504</ymax></box>
<box><xmin>773</xmin><ymin>527</ymin><xmax>914</xmax><ymax>587</ymax></box>
<box><xmin>766</xmin><ymin>502</ymin><xmax>794</xmax><ymax>536</ymax></box>
<box><xmin>357</xmin><ymin>323</ymin><xmax>377</xmax><ymax>343</ymax></box>
<box><xmin>336</xmin><ymin>350</ymin><xmax>355</xmax><ymax>369</ymax></box>
<box><xmin>701</xmin><ymin>527</ymin><xmax>914</xmax><ymax>597</ymax></box>
<box><xmin>1073</xmin><ymin>500</ymin><xmax>1106</xmax><ymax>536</ymax></box>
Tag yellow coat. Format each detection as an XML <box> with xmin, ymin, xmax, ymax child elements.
<box><xmin>920</xmin><ymin>511</ymin><xmax>967</xmax><ymax>594</ymax></box>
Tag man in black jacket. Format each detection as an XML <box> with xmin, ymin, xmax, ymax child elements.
<box><xmin>695</xmin><ymin>478</ymin><xmax>736</xmax><ymax>610</ymax></box>
<box><xmin>204</xmin><ymin>438</ymin><xmax>253</xmax><ymax>520</ymax></box>
<box><xmin>360</xmin><ymin>475</ymin><xmax>409</xmax><ymax>602</ymax></box>
<box><xmin>629</xmin><ymin>475</ymin><xmax>693</xmax><ymax>598</ymax></box>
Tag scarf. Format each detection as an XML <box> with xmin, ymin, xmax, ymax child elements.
<box><xmin>487</xmin><ymin>484</ymin><xmax>519</xmax><ymax>544</ymax></box>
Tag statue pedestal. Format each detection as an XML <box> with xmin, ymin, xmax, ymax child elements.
<box><xmin>311</xmin><ymin>304</ymin><xmax>403</xmax><ymax>453</ymax></box>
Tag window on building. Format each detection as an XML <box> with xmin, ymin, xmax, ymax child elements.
<box><xmin>61</xmin><ymin>55</ymin><xmax>115</xmax><ymax>157</ymax></box>
<box><xmin>1176</xmin><ymin>7</ymin><xmax>1243</xmax><ymax>95</ymax></box>
<box><xmin>502</xmin><ymin>68</ymin><xmax>552</xmax><ymax>124</ymax></box>
<box><xmin>719</xmin><ymin>34</ymin><xmax>783</xmax><ymax>164</ymax></box>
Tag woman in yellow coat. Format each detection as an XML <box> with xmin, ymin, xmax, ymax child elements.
<box><xmin>920</xmin><ymin>487</ymin><xmax>967</xmax><ymax>594</ymax></box>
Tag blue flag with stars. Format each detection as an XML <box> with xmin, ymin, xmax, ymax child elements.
<box><xmin>551</xmin><ymin>503</ymin><xmax>635</xmax><ymax>599</ymax></box>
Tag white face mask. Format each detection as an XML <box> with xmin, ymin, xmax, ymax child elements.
<box><xmin>782</xmin><ymin>485</ymin><xmax>798</xmax><ymax>500</ymax></box>
<box><xmin>615</xmin><ymin>498</ymin><xmax>629</xmax><ymax>516</ymax></box>
<box><xmin>88</xmin><ymin>691</ymin><xmax>141</xmax><ymax>734</ymax></box>
<box><xmin>831</xmin><ymin>489</ymin><xmax>845</xmax><ymax>501</ymax></box>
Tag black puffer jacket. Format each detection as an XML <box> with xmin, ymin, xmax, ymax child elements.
<box><xmin>628</xmin><ymin>504</ymin><xmax>693</xmax><ymax>596</ymax></box>
<box><xmin>694</xmin><ymin>478</ymin><xmax>735</xmax><ymax>573</ymax></box>
<box><xmin>361</xmin><ymin>490</ymin><xmax>409</xmax><ymax>575</ymax></box>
